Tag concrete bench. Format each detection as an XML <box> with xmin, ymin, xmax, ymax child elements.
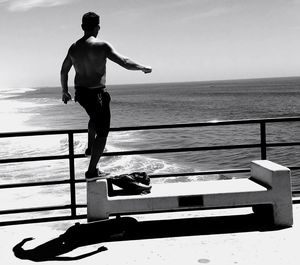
<box><xmin>87</xmin><ymin>160</ymin><xmax>293</xmax><ymax>227</ymax></box>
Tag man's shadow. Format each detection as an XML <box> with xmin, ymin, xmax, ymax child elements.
<box><xmin>13</xmin><ymin>212</ymin><xmax>280</xmax><ymax>262</ymax></box>
<box><xmin>13</xmin><ymin>217</ymin><xmax>137</xmax><ymax>261</ymax></box>
<box><xmin>13</xmin><ymin>237</ymin><xmax>107</xmax><ymax>261</ymax></box>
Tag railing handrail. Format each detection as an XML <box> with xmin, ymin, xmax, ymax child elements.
<box><xmin>1</xmin><ymin>116</ymin><xmax>300</xmax><ymax>137</ymax></box>
<box><xmin>0</xmin><ymin>116</ymin><xmax>300</xmax><ymax>226</ymax></box>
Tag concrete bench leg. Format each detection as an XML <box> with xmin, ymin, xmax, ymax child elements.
<box><xmin>272</xmin><ymin>201</ymin><xmax>293</xmax><ymax>227</ymax></box>
<box><xmin>251</xmin><ymin>160</ymin><xmax>293</xmax><ymax>227</ymax></box>
<box><xmin>87</xmin><ymin>180</ymin><xmax>109</xmax><ymax>222</ymax></box>
<box><xmin>253</xmin><ymin>203</ymin><xmax>293</xmax><ymax>227</ymax></box>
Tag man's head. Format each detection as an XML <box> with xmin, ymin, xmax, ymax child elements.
<box><xmin>81</xmin><ymin>12</ymin><xmax>100</xmax><ymax>34</ymax></box>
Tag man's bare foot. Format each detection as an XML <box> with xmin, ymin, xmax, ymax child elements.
<box><xmin>85</xmin><ymin>168</ymin><xmax>109</xmax><ymax>181</ymax></box>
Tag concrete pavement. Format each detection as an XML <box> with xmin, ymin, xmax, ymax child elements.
<box><xmin>0</xmin><ymin>205</ymin><xmax>299</xmax><ymax>265</ymax></box>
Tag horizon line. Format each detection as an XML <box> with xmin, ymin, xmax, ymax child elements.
<box><xmin>2</xmin><ymin>75</ymin><xmax>300</xmax><ymax>90</ymax></box>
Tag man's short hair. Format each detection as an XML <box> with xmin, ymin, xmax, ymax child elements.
<box><xmin>82</xmin><ymin>12</ymin><xmax>100</xmax><ymax>31</ymax></box>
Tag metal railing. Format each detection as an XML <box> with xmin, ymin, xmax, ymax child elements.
<box><xmin>0</xmin><ymin>117</ymin><xmax>299</xmax><ymax>226</ymax></box>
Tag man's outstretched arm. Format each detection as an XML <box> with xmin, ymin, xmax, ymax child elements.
<box><xmin>60</xmin><ymin>51</ymin><xmax>73</xmax><ymax>104</ymax></box>
<box><xmin>106</xmin><ymin>43</ymin><xmax>152</xmax><ymax>73</ymax></box>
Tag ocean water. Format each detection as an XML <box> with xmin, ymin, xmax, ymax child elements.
<box><xmin>0</xmin><ymin>77</ymin><xmax>300</xmax><ymax>220</ymax></box>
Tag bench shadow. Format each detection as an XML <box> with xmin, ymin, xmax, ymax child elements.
<box><xmin>12</xmin><ymin>214</ymin><xmax>282</xmax><ymax>262</ymax></box>
<box><xmin>124</xmin><ymin>212</ymin><xmax>280</xmax><ymax>241</ymax></box>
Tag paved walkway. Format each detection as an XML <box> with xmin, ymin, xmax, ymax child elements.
<box><xmin>0</xmin><ymin>205</ymin><xmax>299</xmax><ymax>265</ymax></box>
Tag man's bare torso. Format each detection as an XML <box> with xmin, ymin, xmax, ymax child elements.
<box><xmin>69</xmin><ymin>37</ymin><xmax>108</xmax><ymax>88</ymax></box>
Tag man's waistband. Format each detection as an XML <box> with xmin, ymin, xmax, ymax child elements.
<box><xmin>75</xmin><ymin>85</ymin><xmax>107</xmax><ymax>93</ymax></box>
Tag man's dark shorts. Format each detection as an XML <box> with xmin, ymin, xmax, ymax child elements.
<box><xmin>75</xmin><ymin>86</ymin><xmax>111</xmax><ymax>137</ymax></box>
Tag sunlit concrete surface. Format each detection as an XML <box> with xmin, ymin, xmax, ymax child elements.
<box><xmin>0</xmin><ymin>204</ymin><xmax>300</xmax><ymax>265</ymax></box>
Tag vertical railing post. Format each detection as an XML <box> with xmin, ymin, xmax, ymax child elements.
<box><xmin>260</xmin><ymin>122</ymin><xmax>267</xmax><ymax>159</ymax></box>
<box><xmin>68</xmin><ymin>132</ymin><xmax>76</xmax><ymax>217</ymax></box>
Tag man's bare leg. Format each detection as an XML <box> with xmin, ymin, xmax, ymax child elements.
<box><xmin>86</xmin><ymin>120</ymin><xmax>96</xmax><ymax>155</ymax></box>
<box><xmin>87</xmin><ymin>135</ymin><xmax>107</xmax><ymax>174</ymax></box>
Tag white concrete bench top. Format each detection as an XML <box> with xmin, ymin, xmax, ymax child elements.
<box><xmin>108</xmin><ymin>179</ymin><xmax>267</xmax><ymax>200</ymax></box>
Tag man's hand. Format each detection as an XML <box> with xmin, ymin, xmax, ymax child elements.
<box><xmin>142</xmin><ymin>66</ymin><xmax>152</xmax><ymax>74</ymax></box>
<box><xmin>62</xmin><ymin>91</ymin><xmax>72</xmax><ymax>104</ymax></box>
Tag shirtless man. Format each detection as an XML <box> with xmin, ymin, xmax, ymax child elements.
<box><xmin>60</xmin><ymin>12</ymin><xmax>152</xmax><ymax>181</ymax></box>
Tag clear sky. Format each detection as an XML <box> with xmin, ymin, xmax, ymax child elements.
<box><xmin>1</xmin><ymin>0</ymin><xmax>300</xmax><ymax>88</ymax></box>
